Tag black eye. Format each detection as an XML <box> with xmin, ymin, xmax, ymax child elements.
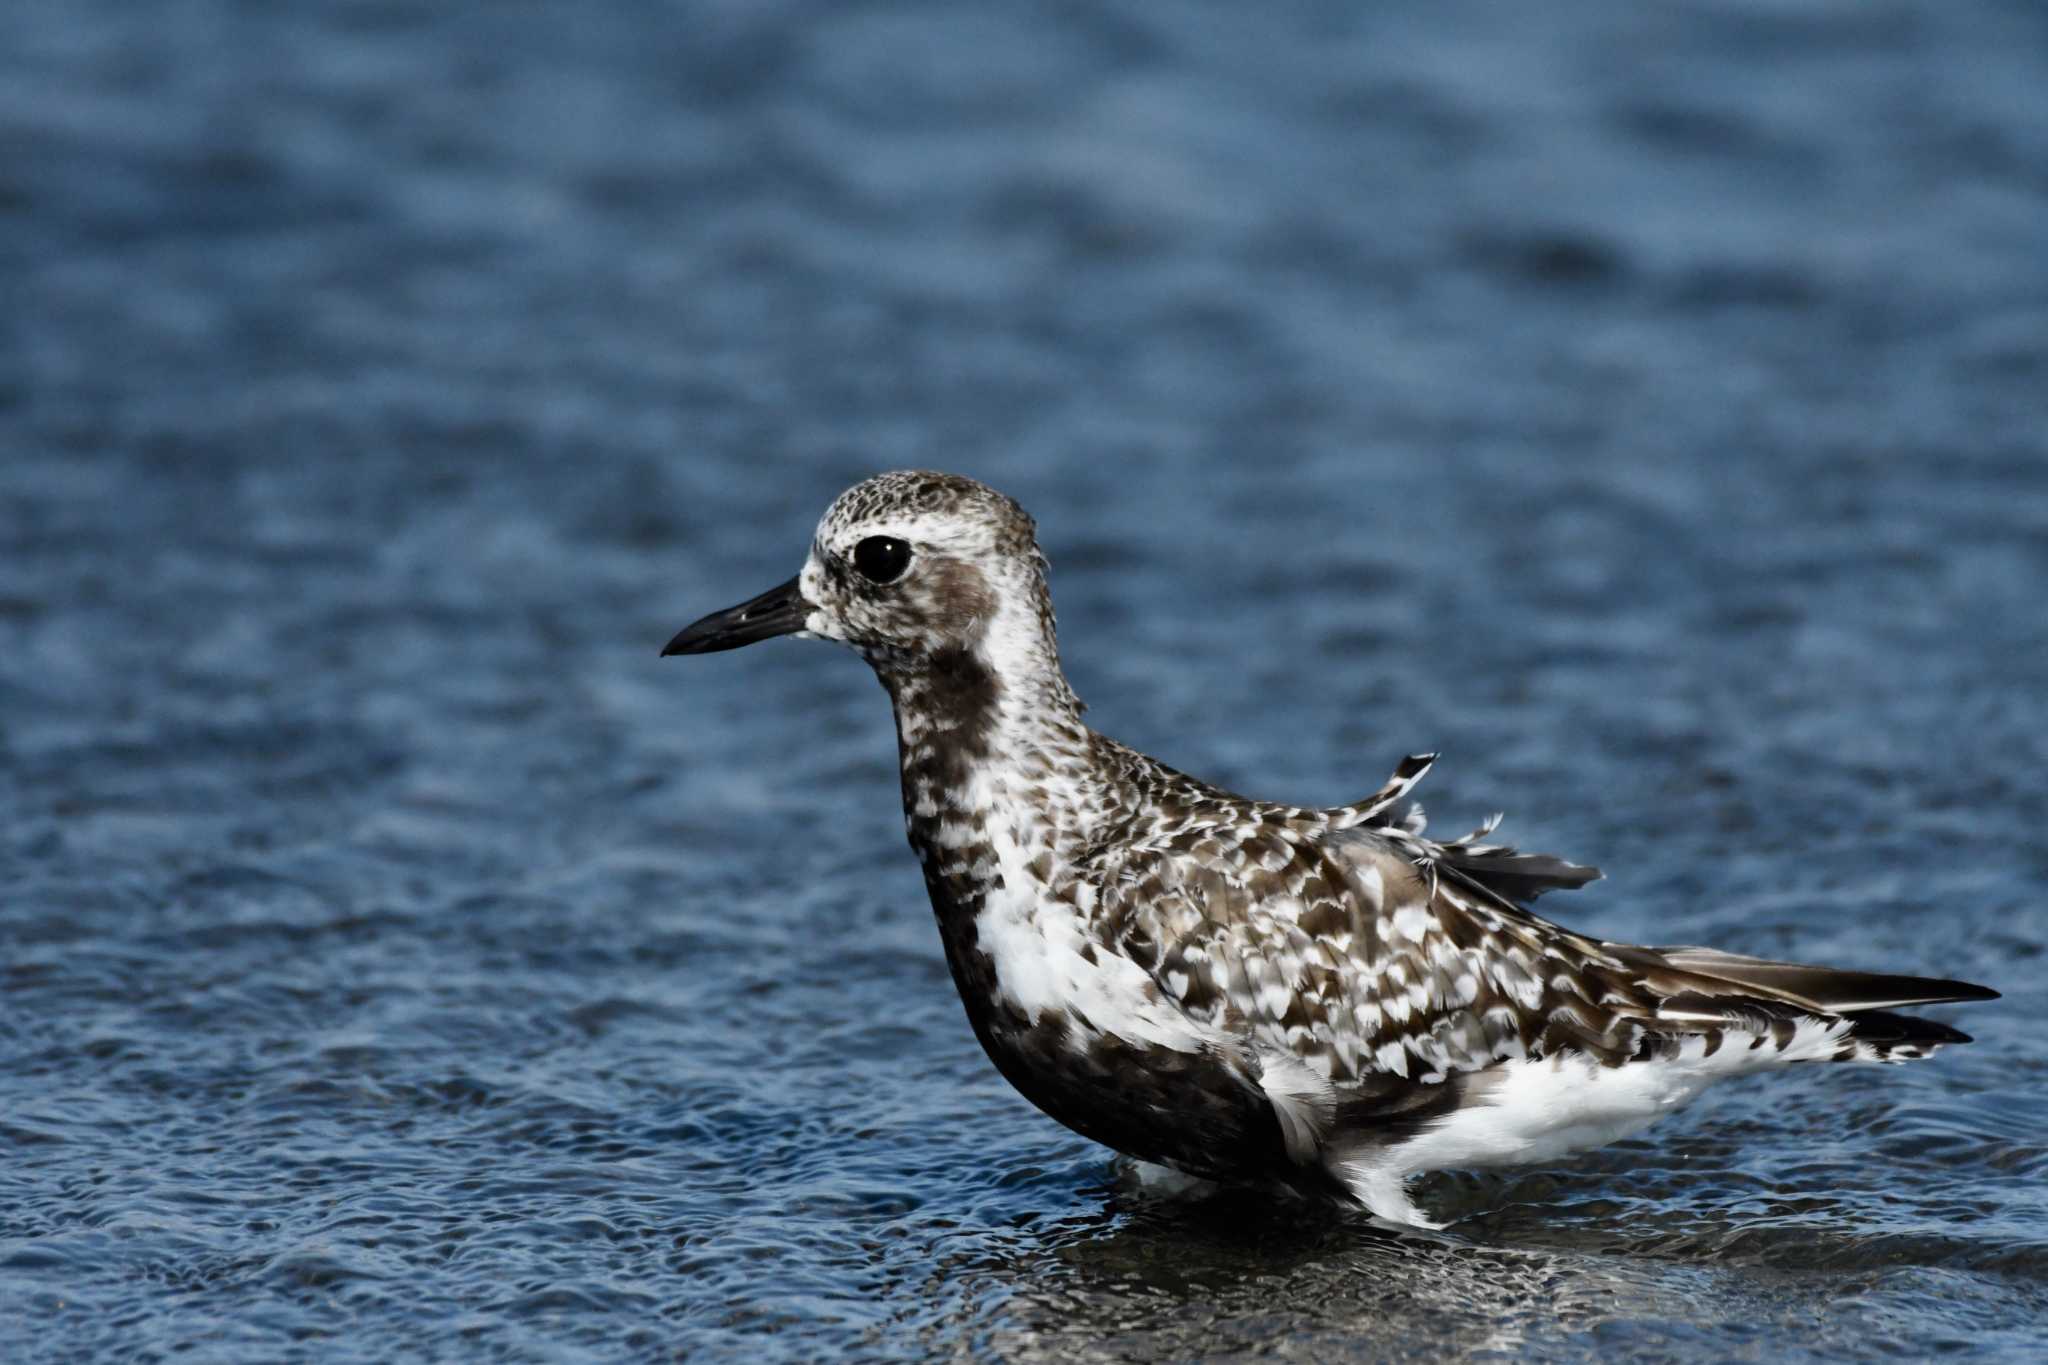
<box><xmin>852</xmin><ymin>536</ymin><xmax>912</xmax><ymax>584</ymax></box>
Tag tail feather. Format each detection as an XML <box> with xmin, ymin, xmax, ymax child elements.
<box><xmin>1845</xmin><ymin>1009</ymin><xmax>1973</xmax><ymax>1049</ymax></box>
<box><xmin>1628</xmin><ymin>948</ymin><xmax>1994</xmax><ymax>1064</ymax></box>
<box><xmin>1636</xmin><ymin>997</ymin><xmax>1978</xmax><ymax>1065</ymax></box>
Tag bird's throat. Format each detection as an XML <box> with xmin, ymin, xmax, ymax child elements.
<box><xmin>879</xmin><ymin>642</ymin><xmax>1092</xmax><ymax>927</ymax></box>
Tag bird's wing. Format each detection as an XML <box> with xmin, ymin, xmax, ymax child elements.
<box><xmin>1096</xmin><ymin>814</ymin><xmax>1652</xmax><ymax>1084</ymax></box>
<box><xmin>1094</xmin><ymin>760</ymin><xmax>1992</xmax><ymax>1086</ymax></box>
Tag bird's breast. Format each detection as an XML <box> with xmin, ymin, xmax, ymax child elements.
<box><xmin>906</xmin><ymin>819</ymin><xmax>1301</xmax><ymax>1183</ymax></box>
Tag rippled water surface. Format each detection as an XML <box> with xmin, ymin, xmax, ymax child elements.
<box><xmin>4</xmin><ymin>1</ymin><xmax>2047</xmax><ymax>1359</ymax></box>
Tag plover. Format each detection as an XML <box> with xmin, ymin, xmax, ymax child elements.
<box><xmin>663</xmin><ymin>471</ymin><xmax>1996</xmax><ymax>1226</ymax></box>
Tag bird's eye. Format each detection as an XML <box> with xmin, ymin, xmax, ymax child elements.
<box><xmin>852</xmin><ymin>536</ymin><xmax>912</xmax><ymax>584</ymax></box>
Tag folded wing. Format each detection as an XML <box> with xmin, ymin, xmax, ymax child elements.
<box><xmin>1095</xmin><ymin>757</ymin><xmax>1994</xmax><ymax>1087</ymax></box>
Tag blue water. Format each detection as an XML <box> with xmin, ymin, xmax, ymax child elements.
<box><xmin>4</xmin><ymin>1</ymin><xmax>2046</xmax><ymax>1359</ymax></box>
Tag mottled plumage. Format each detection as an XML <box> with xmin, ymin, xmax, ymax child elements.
<box><xmin>663</xmin><ymin>471</ymin><xmax>1997</xmax><ymax>1226</ymax></box>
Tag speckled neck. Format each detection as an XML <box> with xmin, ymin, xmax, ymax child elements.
<box><xmin>872</xmin><ymin>595</ymin><xmax>1099</xmax><ymax>933</ymax></box>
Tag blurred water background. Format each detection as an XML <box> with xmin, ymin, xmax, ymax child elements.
<box><xmin>3</xmin><ymin>1</ymin><xmax>2047</xmax><ymax>1359</ymax></box>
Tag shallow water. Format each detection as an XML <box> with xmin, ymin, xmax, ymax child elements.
<box><xmin>4</xmin><ymin>0</ymin><xmax>2047</xmax><ymax>1359</ymax></box>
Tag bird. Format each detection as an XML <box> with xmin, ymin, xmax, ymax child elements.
<box><xmin>661</xmin><ymin>470</ymin><xmax>1997</xmax><ymax>1227</ymax></box>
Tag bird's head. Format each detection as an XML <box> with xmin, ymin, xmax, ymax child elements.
<box><xmin>663</xmin><ymin>471</ymin><xmax>1058</xmax><ymax>677</ymax></box>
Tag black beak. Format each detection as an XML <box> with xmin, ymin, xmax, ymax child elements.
<box><xmin>661</xmin><ymin>576</ymin><xmax>810</xmax><ymax>656</ymax></box>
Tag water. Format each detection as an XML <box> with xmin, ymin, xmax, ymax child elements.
<box><xmin>3</xmin><ymin>0</ymin><xmax>2046</xmax><ymax>1358</ymax></box>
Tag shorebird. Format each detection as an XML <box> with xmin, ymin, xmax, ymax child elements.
<box><xmin>662</xmin><ymin>471</ymin><xmax>1996</xmax><ymax>1226</ymax></box>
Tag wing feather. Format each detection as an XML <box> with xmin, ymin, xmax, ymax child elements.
<box><xmin>1650</xmin><ymin>947</ymin><xmax>1999</xmax><ymax>1013</ymax></box>
<box><xmin>1091</xmin><ymin>758</ymin><xmax>1992</xmax><ymax>1088</ymax></box>
<box><xmin>1099</xmin><ymin>822</ymin><xmax>1652</xmax><ymax>1085</ymax></box>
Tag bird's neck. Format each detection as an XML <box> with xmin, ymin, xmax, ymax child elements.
<box><xmin>875</xmin><ymin>610</ymin><xmax>1108</xmax><ymax>925</ymax></box>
